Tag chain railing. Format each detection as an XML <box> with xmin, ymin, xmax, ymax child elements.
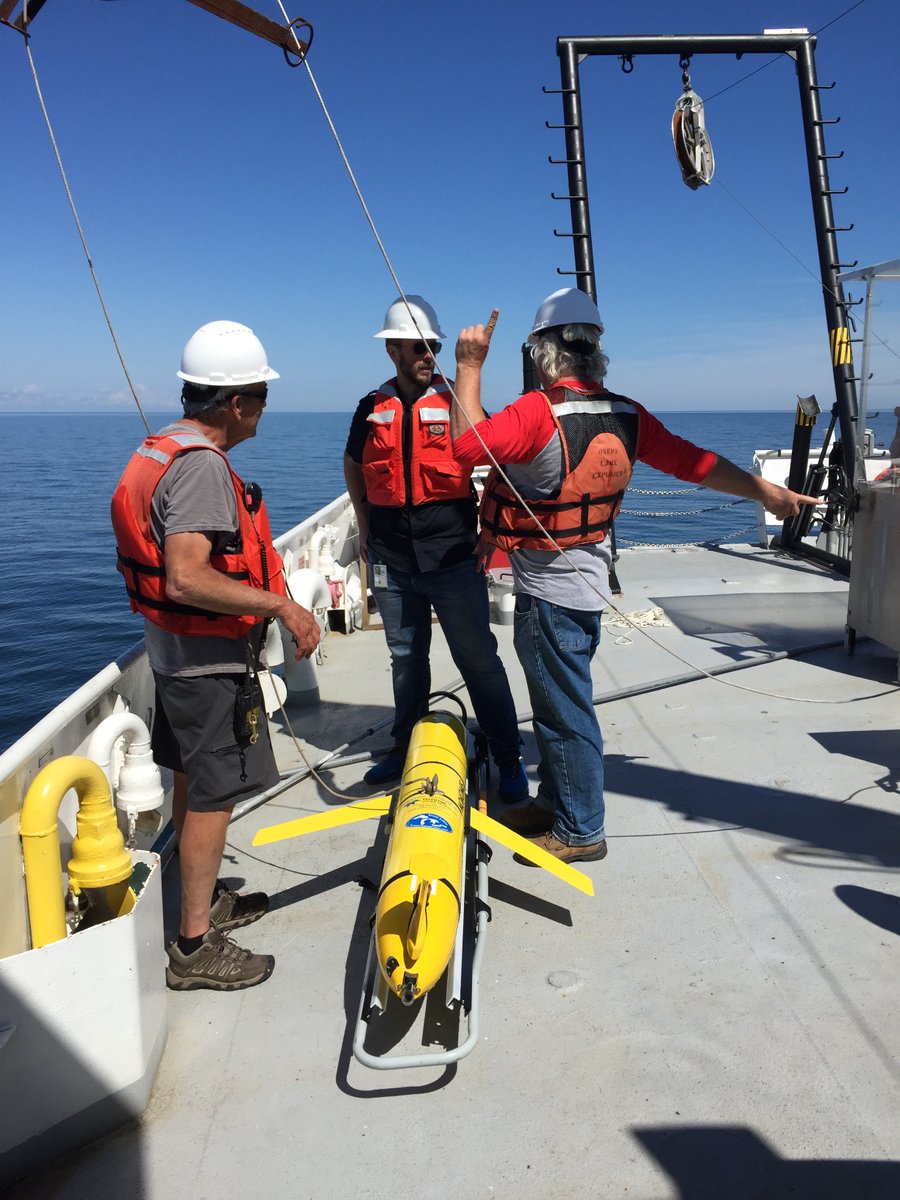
<box><xmin>614</xmin><ymin>488</ymin><xmax>758</xmax><ymax>549</ymax></box>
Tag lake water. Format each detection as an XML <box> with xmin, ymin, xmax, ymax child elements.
<box><xmin>1</xmin><ymin>406</ymin><xmax>895</xmax><ymax>753</ymax></box>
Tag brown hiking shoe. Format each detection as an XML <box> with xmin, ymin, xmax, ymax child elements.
<box><xmin>499</xmin><ymin>800</ymin><xmax>555</xmax><ymax>836</ymax></box>
<box><xmin>210</xmin><ymin>879</ymin><xmax>269</xmax><ymax>931</ymax></box>
<box><xmin>166</xmin><ymin>928</ymin><xmax>275</xmax><ymax>992</ymax></box>
<box><xmin>515</xmin><ymin>831</ymin><xmax>608</xmax><ymax>866</ymax></box>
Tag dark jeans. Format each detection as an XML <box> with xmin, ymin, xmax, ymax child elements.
<box><xmin>371</xmin><ymin>556</ymin><xmax>520</xmax><ymax>764</ymax></box>
<box><xmin>513</xmin><ymin>593</ymin><xmax>605</xmax><ymax>845</ymax></box>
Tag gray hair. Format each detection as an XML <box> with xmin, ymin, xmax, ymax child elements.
<box><xmin>529</xmin><ymin>323</ymin><xmax>608</xmax><ymax>384</ymax></box>
<box><xmin>180</xmin><ymin>382</ymin><xmax>238</xmax><ymax>419</ymax></box>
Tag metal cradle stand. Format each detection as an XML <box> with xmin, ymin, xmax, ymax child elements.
<box><xmin>351</xmin><ymin>820</ymin><xmax>492</xmax><ymax>1071</ymax></box>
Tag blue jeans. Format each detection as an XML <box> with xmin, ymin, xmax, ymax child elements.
<box><xmin>372</xmin><ymin>556</ymin><xmax>520</xmax><ymax>765</ymax></box>
<box><xmin>513</xmin><ymin>593</ymin><xmax>604</xmax><ymax>846</ymax></box>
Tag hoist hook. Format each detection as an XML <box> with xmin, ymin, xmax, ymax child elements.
<box><xmin>283</xmin><ymin>17</ymin><xmax>314</xmax><ymax>67</ymax></box>
<box><xmin>679</xmin><ymin>53</ymin><xmax>692</xmax><ymax>92</ymax></box>
<box><xmin>672</xmin><ymin>54</ymin><xmax>714</xmax><ymax>190</ymax></box>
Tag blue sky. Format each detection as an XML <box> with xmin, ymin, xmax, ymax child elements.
<box><xmin>1</xmin><ymin>0</ymin><xmax>897</xmax><ymax>413</ymax></box>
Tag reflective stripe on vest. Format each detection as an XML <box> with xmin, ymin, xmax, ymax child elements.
<box><xmin>110</xmin><ymin>433</ymin><xmax>285</xmax><ymax>639</ymax></box>
<box><xmin>479</xmin><ymin>387</ymin><xmax>639</xmax><ymax>552</ymax></box>
<box><xmin>553</xmin><ymin>396</ymin><xmax>636</xmax><ymax>418</ymax></box>
<box><xmin>362</xmin><ymin>384</ymin><xmax>471</xmax><ymax>506</ymax></box>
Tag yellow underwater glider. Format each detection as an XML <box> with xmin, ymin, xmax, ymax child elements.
<box><xmin>253</xmin><ymin>704</ymin><xmax>594</xmax><ymax>1068</ymax></box>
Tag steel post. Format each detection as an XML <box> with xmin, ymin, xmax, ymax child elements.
<box><xmin>792</xmin><ymin>38</ymin><xmax>858</xmax><ymax>479</ymax></box>
<box><xmin>557</xmin><ymin>41</ymin><xmax>597</xmax><ymax>301</ymax></box>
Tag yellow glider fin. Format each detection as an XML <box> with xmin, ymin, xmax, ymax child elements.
<box><xmin>252</xmin><ymin>795</ymin><xmax>392</xmax><ymax>847</ymax></box>
<box><xmin>469</xmin><ymin>807</ymin><xmax>595</xmax><ymax>898</ymax></box>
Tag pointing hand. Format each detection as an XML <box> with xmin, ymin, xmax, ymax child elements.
<box><xmin>456</xmin><ymin>308</ymin><xmax>500</xmax><ymax>368</ymax></box>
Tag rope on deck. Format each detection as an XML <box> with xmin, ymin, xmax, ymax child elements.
<box><xmin>601</xmin><ymin>606</ymin><xmax>670</xmax><ymax>645</ymax></box>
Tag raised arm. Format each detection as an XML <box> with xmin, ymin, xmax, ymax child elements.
<box><xmin>451</xmin><ymin>308</ymin><xmax>499</xmax><ymax>442</ymax></box>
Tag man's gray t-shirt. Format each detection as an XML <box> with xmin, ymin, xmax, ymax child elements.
<box><xmin>143</xmin><ymin>423</ymin><xmax>257</xmax><ymax>676</ymax></box>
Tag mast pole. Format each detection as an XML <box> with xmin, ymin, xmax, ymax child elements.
<box><xmin>557</xmin><ymin>41</ymin><xmax>597</xmax><ymax>302</ymax></box>
<box><xmin>792</xmin><ymin>37</ymin><xmax>858</xmax><ymax>478</ymax></box>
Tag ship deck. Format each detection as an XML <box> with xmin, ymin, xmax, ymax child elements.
<box><xmin>11</xmin><ymin>543</ymin><xmax>900</xmax><ymax>1200</ymax></box>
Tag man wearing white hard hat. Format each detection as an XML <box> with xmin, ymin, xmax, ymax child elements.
<box><xmin>112</xmin><ymin>321</ymin><xmax>320</xmax><ymax>991</ymax></box>
<box><xmin>451</xmin><ymin>289</ymin><xmax>818</xmax><ymax>866</ymax></box>
<box><xmin>343</xmin><ymin>295</ymin><xmax>526</xmax><ymax>798</ymax></box>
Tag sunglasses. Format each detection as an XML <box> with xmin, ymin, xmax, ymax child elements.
<box><xmin>410</xmin><ymin>340</ymin><xmax>442</xmax><ymax>356</ymax></box>
<box><xmin>240</xmin><ymin>387</ymin><xmax>268</xmax><ymax>406</ymax></box>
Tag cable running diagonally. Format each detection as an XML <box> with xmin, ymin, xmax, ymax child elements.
<box><xmin>701</xmin><ymin>1</ymin><xmax>869</xmax><ymax>104</ymax></box>
<box><xmin>17</xmin><ymin>4</ymin><xmax>893</xmax><ymax>708</ymax></box>
<box><xmin>690</xmin><ymin>1</ymin><xmax>896</xmax><ymax>363</ymax></box>
<box><xmin>278</xmin><ymin>6</ymin><xmax>894</xmax><ymax>706</ymax></box>
<box><xmin>21</xmin><ymin>35</ymin><xmax>151</xmax><ymax>434</ymax></box>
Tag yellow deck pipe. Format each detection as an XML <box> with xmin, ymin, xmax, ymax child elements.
<box><xmin>20</xmin><ymin>756</ymin><xmax>133</xmax><ymax>949</ymax></box>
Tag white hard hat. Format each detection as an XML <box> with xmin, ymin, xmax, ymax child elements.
<box><xmin>176</xmin><ymin>320</ymin><xmax>280</xmax><ymax>386</ymax></box>
<box><xmin>373</xmin><ymin>295</ymin><xmax>446</xmax><ymax>340</ymax></box>
<box><xmin>531</xmin><ymin>288</ymin><xmax>604</xmax><ymax>337</ymax></box>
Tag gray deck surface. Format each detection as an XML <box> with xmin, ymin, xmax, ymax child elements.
<box><xmin>9</xmin><ymin>545</ymin><xmax>900</xmax><ymax>1200</ymax></box>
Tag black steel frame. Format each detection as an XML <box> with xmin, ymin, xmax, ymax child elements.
<box><xmin>551</xmin><ymin>33</ymin><xmax>860</xmax><ymax>566</ymax></box>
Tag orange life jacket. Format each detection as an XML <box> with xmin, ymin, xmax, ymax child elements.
<box><xmin>110</xmin><ymin>426</ymin><xmax>285</xmax><ymax>639</ymax></box>
<box><xmin>362</xmin><ymin>383</ymin><xmax>472</xmax><ymax>506</ymax></box>
<box><xmin>479</xmin><ymin>386</ymin><xmax>639</xmax><ymax>552</ymax></box>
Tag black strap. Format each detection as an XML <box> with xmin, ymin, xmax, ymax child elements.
<box><xmin>117</xmin><ymin>551</ymin><xmax>249</xmax><ymax>583</ymax></box>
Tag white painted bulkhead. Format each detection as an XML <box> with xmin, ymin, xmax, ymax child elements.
<box><xmin>0</xmin><ymin>851</ymin><xmax>167</xmax><ymax>1189</ymax></box>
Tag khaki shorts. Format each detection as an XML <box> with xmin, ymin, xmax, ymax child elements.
<box><xmin>152</xmin><ymin>671</ymin><xmax>279</xmax><ymax>812</ymax></box>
